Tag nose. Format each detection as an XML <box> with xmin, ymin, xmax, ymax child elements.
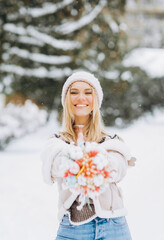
<box><xmin>77</xmin><ymin>93</ymin><xmax>85</xmax><ymax>100</ymax></box>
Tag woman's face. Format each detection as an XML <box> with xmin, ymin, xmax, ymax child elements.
<box><xmin>70</xmin><ymin>81</ymin><xmax>93</xmax><ymax>119</ymax></box>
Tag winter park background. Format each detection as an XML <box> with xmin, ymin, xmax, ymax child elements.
<box><xmin>0</xmin><ymin>0</ymin><xmax>164</xmax><ymax>240</ymax></box>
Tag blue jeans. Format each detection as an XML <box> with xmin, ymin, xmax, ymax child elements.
<box><xmin>56</xmin><ymin>214</ymin><xmax>132</xmax><ymax>240</ymax></box>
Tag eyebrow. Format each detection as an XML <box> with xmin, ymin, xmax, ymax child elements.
<box><xmin>70</xmin><ymin>88</ymin><xmax>92</xmax><ymax>91</ymax></box>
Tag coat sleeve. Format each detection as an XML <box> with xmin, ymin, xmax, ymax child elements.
<box><xmin>107</xmin><ymin>151</ymin><xmax>127</xmax><ymax>183</ymax></box>
<box><xmin>101</xmin><ymin>138</ymin><xmax>132</xmax><ymax>183</ymax></box>
<box><xmin>40</xmin><ymin>137</ymin><xmax>67</xmax><ymax>185</ymax></box>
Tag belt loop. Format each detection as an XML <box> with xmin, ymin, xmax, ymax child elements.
<box><xmin>94</xmin><ymin>217</ymin><xmax>98</xmax><ymax>223</ymax></box>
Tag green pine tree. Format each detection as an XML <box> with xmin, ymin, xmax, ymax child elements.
<box><xmin>0</xmin><ymin>0</ymin><xmax>127</xmax><ymax>111</ymax></box>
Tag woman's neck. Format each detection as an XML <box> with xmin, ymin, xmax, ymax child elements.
<box><xmin>74</xmin><ymin>115</ymin><xmax>89</xmax><ymax>126</ymax></box>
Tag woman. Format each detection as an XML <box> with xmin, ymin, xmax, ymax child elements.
<box><xmin>41</xmin><ymin>71</ymin><xmax>135</xmax><ymax>240</ymax></box>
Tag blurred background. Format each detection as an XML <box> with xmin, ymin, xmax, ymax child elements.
<box><xmin>0</xmin><ymin>0</ymin><xmax>164</xmax><ymax>240</ymax></box>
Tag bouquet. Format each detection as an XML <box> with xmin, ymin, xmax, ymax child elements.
<box><xmin>58</xmin><ymin>127</ymin><xmax>111</xmax><ymax>210</ymax></box>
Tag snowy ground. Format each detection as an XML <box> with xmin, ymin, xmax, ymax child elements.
<box><xmin>0</xmin><ymin>110</ymin><xmax>164</xmax><ymax>240</ymax></box>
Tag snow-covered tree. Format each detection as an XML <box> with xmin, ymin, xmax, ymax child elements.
<box><xmin>1</xmin><ymin>0</ymin><xmax>164</xmax><ymax>127</ymax></box>
<box><xmin>0</xmin><ymin>0</ymin><xmax>127</xmax><ymax>109</ymax></box>
<box><xmin>0</xmin><ymin>98</ymin><xmax>48</xmax><ymax>150</ymax></box>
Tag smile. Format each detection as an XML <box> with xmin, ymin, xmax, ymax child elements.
<box><xmin>74</xmin><ymin>104</ymin><xmax>88</xmax><ymax>107</ymax></box>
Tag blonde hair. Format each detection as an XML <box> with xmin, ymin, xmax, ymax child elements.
<box><xmin>59</xmin><ymin>85</ymin><xmax>107</xmax><ymax>143</ymax></box>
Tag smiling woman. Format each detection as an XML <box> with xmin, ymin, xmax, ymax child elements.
<box><xmin>41</xmin><ymin>71</ymin><xmax>134</xmax><ymax>240</ymax></box>
<box><xmin>61</xmin><ymin>71</ymin><xmax>105</xmax><ymax>143</ymax></box>
<box><xmin>70</xmin><ymin>81</ymin><xmax>93</xmax><ymax>122</ymax></box>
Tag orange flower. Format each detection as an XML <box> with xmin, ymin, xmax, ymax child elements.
<box><xmin>88</xmin><ymin>151</ymin><xmax>98</xmax><ymax>158</ymax></box>
<box><xmin>104</xmin><ymin>171</ymin><xmax>110</xmax><ymax>178</ymax></box>
<box><xmin>64</xmin><ymin>171</ymin><xmax>74</xmax><ymax>178</ymax></box>
<box><xmin>84</xmin><ymin>186</ymin><xmax>87</xmax><ymax>195</ymax></box>
<box><xmin>95</xmin><ymin>186</ymin><xmax>100</xmax><ymax>192</ymax></box>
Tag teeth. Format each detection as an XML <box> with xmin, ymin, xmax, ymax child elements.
<box><xmin>76</xmin><ymin>104</ymin><xmax>87</xmax><ymax>107</ymax></box>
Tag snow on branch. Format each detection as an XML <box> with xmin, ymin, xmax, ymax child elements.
<box><xmin>8</xmin><ymin>47</ymin><xmax>72</xmax><ymax>65</ymax></box>
<box><xmin>4</xmin><ymin>24</ymin><xmax>81</xmax><ymax>50</ymax></box>
<box><xmin>104</xmin><ymin>15</ymin><xmax>119</xmax><ymax>33</ymax></box>
<box><xmin>101</xmin><ymin>70</ymin><xmax>120</xmax><ymax>80</ymax></box>
<box><xmin>4</xmin><ymin>24</ymin><xmax>26</xmax><ymax>35</ymax></box>
<box><xmin>123</xmin><ymin>48</ymin><xmax>164</xmax><ymax>78</ymax></box>
<box><xmin>19</xmin><ymin>0</ymin><xmax>74</xmax><ymax>18</ymax></box>
<box><xmin>54</xmin><ymin>0</ymin><xmax>107</xmax><ymax>35</ymax></box>
<box><xmin>18</xmin><ymin>36</ymin><xmax>44</xmax><ymax>46</ymax></box>
<box><xmin>27</xmin><ymin>26</ymin><xmax>81</xmax><ymax>50</ymax></box>
<box><xmin>0</xmin><ymin>64</ymin><xmax>72</xmax><ymax>79</ymax></box>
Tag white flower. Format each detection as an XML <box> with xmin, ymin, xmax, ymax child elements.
<box><xmin>75</xmin><ymin>151</ymin><xmax>83</xmax><ymax>159</ymax></box>
<box><xmin>85</xmin><ymin>142</ymin><xmax>92</xmax><ymax>152</ymax></box>
<box><xmin>93</xmin><ymin>174</ymin><xmax>104</xmax><ymax>187</ymax></box>
<box><xmin>93</xmin><ymin>153</ymin><xmax>108</xmax><ymax>170</ymax></box>
<box><xmin>69</xmin><ymin>162</ymin><xmax>80</xmax><ymax>174</ymax></box>
<box><xmin>88</xmin><ymin>143</ymin><xmax>106</xmax><ymax>154</ymax></box>
<box><xmin>78</xmin><ymin>175</ymin><xmax>87</xmax><ymax>186</ymax></box>
<box><xmin>101</xmin><ymin>157</ymin><xmax>108</xmax><ymax>167</ymax></box>
<box><xmin>108</xmin><ymin>170</ymin><xmax>117</xmax><ymax>183</ymax></box>
<box><xmin>88</xmin><ymin>190</ymin><xmax>98</xmax><ymax>199</ymax></box>
<box><xmin>85</xmin><ymin>142</ymin><xmax>97</xmax><ymax>152</ymax></box>
<box><xmin>69</xmin><ymin>146</ymin><xmax>83</xmax><ymax>160</ymax></box>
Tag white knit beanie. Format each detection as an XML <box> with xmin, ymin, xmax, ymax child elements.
<box><xmin>61</xmin><ymin>71</ymin><xmax>103</xmax><ymax>108</ymax></box>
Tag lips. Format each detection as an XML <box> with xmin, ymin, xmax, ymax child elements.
<box><xmin>74</xmin><ymin>104</ymin><xmax>88</xmax><ymax>107</ymax></box>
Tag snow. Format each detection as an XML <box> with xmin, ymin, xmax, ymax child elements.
<box><xmin>108</xmin><ymin>19</ymin><xmax>119</xmax><ymax>33</ymax></box>
<box><xmin>19</xmin><ymin>0</ymin><xmax>74</xmax><ymax>18</ymax></box>
<box><xmin>3</xmin><ymin>24</ymin><xmax>26</xmax><ymax>35</ymax></box>
<box><xmin>27</xmin><ymin>26</ymin><xmax>81</xmax><ymax>50</ymax></box>
<box><xmin>0</xmin><ymin>100</ymin><xmax>48</xmax><ymax>149</ymax></box>
<box><xmin>3</xmin><ymin>24</ymin><xmax>81</xmax><ymax>50</ymax></box>
<box><xmin>0</xmin><ymin>94</ymin><xmax>5</xmax><ymax>110</ymax></box>
<box><xmin>102</xmin><ymin>70</ymin><xmax>120</xmax><ymax>80</ymax></box>
<box><xmin>0</xmin><ymin>109</ymin><xmax>164</xmax><ymax>240</ymax></box>
<box><xmin>121</xmin><ymin>71</ymin><xmax>133</xmax><ymax>82</ymax></box>
<box><xmin>0</xmin><ymin>64</ymin><xmax>72</xmax><ymax>79</ymax></box>
<box><xmin>83</xmin><ymin>60</ymin><xmax>98</xmax><ymax>72</ymax></box>
<box><xmin>18</xmin><ymin>36</ymin><xmax>44</xmax><ymax>47</ymax></box>
<box><xmin>104</xmin><ymin>15</ymin><xmax>119</xmax><ymax>34</ymax></box>
<box><xmin>8</xmin><ymin>47</ymin><xmax>72</xmax><ymax>65</ymax></box>
<box><xmin>123</xmin><ymin>48</ymin><xmax>164</xmax><ymax>78</ymax></box>
<box><xmin>126</xmin><ymin>0</ymin><xmax>164</xmax><ymax>9</ymax></box>
<box><xmin>54</xmin><ymin>0</ymin><xmax>106</xmax><ymax>35</ymax></box>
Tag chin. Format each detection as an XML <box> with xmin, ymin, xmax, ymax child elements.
<box><xmin>74</xmin><ymin>112</ymin><xmax>90</xmax><ymax>117</ymax></box>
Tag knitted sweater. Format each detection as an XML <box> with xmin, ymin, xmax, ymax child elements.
<box><xmin>41</xmin><ymin>134</ymin><xmax>135</xmax><ymax>225</ymax></box>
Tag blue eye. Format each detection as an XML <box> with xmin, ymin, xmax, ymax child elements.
<box><xmin>70</xmin><ymin>92</ymin><xmax>78</xmax><ymax>94</ymax></box>
<box><xmin>85</xmin><ymin>92</ymin><xmax>92</xmax><ymax>94</ymax></box>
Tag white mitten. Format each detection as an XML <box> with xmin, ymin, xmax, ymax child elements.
<box><xmin>41</xmin><ymin>137</ymin><xmax>68</xmax><ymax>185</ymax></box>
<box><xmin>51</xmin><ymin>143</ymin><xmax>83</xmax><ymax>179</ymax></box>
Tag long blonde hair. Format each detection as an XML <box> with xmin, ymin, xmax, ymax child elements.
<box><xmin>59</xmin><ymin>85</ymin><xmax>107</xmax><ymax>143</ymax></box>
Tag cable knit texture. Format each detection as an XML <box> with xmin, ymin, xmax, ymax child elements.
<box><xmin>67</xmin><ymin>197</ymin><xmax>96</xmax><ymax>224</ymax></box>
<box><xmin>41</xmin><ymin>135</ymin><xmax>133</xmax><ymax>225</ymax></box>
